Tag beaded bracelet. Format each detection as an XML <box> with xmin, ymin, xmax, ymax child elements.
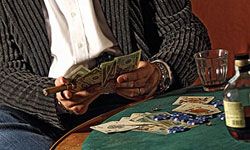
<box><xmin>151</xmin><ymin>60</ymin><xmax>172</xmax><ymax>94</ymax></box>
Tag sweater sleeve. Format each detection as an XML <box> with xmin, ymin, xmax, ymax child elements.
<box><xmin>0</xmin><ymin>4</ymin><xmax>63</xmax><ymax>129</ymax></box>
<box><xmin>150</xmin><ymin>0</ymin><xmax>211</xmax><ymax>88</ymax></box>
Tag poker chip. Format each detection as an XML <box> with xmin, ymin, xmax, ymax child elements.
<box><xmin>168</xmin><ymin>112</ymin><xmax>214</xmax><ymax>125</ymax></box>
<box><xmin>217</xmin><ymin>113</ymin><xmax>225</xmax><ymax>120</ymax></box>
<box><xmin>170</xmin><ymin>112</ymin><xmax>193</xmax><ymax>122</ymax></box>
<box><xmin>153</xmin><ymin>113</ymin><xmax>170</xmax><ymax>121</ymax></box>
<box><xmin>210</xmin><ymin>100</ymin><xmax>223</xmax><ymax>107</ymax></box>
<box><xmin>153</xmin><ymin>111</ymin><xmax>224</xmax><ymax>135</ymax></box>
<box><xmin>167</xmin><ymin>126</ymin><xmax>189</xmax><ymax>134</ymax></box>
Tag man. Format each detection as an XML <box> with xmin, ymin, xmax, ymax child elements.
<box><xmin>0</xmin><ymin>0</ymin><xmax>210</xmax><ymax>149</ymax></box>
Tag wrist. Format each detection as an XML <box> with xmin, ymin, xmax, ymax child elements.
<box><xmin>151</xmin><ymin>60</ymin><xmax>172</xmax><ymax>94</ymax></box>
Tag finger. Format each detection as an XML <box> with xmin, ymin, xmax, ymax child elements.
<box><xmin>58</xmin><ymin>84</ymin><xmax>101</xmax><ymax>100</ymax></box>
<box><xmin>59</xmin><ymin>88</ymin><xmax>102</xmax><ymax>108</ymax></box>
<box><xmin>116</xmin><ymin>88</ymin><xmax>145</xmax><ymax>101</ymax></box>
<box><xmin>67</xmin><ymin>94</ymin><xmax>100</xmax><ymax>114</ymax></box>
<box><xmin>116</xmin><ymin>78</ymin><xmax>146</xmax><ymax>88</ymax></box>
<box><xmin>59</xmin><ymin>94</ymin><xmax>92</xmax><ymax>110</ymax></box>
<box><xmin>70</xmin><ymin>105</ymin><xmax>89</xmax><ymax>115</ymax></box>
<box><xmin>116</xmin><ymin>70</ymin><xmax>160</xmax><ymax>100</ymax></box>
<box><xmin>116</xmin><ymin>88</ymin><xmax>141</xmax><ymax>98</ymax></box>
<box><xmin>116</xmin><ymin>61</ymin><xmax>154</xmax><ymax>83</ymax></box>
<box><xmin>61</xmin><ymin>90</ymin><xmax>73</xmax><ymax>100</ymax></box>
<box><xmin>55</xmin><ymin>76</ymin><xmax>69</xmax><ymax>86</ymax></box>
<box><xmin>85</xmin><ymin>84</ymin><xmax>103</xmax><ymax>93</ymax></box>
<box><xmin>56</xmin><ymin>90</ymin><xmax>73</xmax><ymax>101</ymax></box>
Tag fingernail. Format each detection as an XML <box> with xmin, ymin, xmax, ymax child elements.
<box><xmin>117</xmin><ymin>75</ymin><xmax>127</xmax><ymax>83</ymax></box>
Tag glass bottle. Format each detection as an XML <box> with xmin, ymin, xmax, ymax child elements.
<box><xmin>223</xmin><ymin>53</ymin><xmax>250</xmax><ymax>142</ymax></box>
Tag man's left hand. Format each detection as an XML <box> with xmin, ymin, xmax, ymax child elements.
<box><xmin>115</xmin><ymin>61</ymin><xmax>161</xmax><ymax>101</ymax></box>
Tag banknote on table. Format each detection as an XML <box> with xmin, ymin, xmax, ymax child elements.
<box><xmin>90</xmin><ymin>113</ymin><xmax>162</xmax><ymax>134</ymax></box>
<box><xmin>90</xmin><ymin>121</ymin><xmax>139</xmax><ymax>134</ymax></box>
<box><xmin>143</xmin><ymin>112</ymin><xmax>186</xmax><ymax>127</ymax></box>
<box><xmin>119</xmin><ymin>117</ymin><xmax>154</xmax><ymax>126</ymax></box>
<box><xmin>128</xmin><ymin>112</ymin><xmax>190</xmax><ymax>135</ymax></box>
<box><xmin>131</xmin><ymin>112</ymin><xmax>189</xmax><ymax>135</ymax></box>
<box><xmin>129</xmin><ymin>112</ymin><xmax>151</xmax><ymax>122</ymax></box>
<box><xmin>133</xmin><ymin>123</ymin><xmax>170</xmax><ymax>135</ymax></box>
<box><xmin>172</xmin><ymin>96</ymin><xmax>214</xmax><ymax>105</ymax></box>
<box><xmin>172</xmin><ymin>103</ymin><xmax>221</xmax><ymax>116</ymax></box>
<box><xmin>91</xmin><ymin>111</ymin><xmax>193</xmax><ymax>135</ymax></box>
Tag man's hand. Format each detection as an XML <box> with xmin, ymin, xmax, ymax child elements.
<box><xmin>116</xmin><ymin>61</ymin><xmax>161</xmax><ymax>101</ymax></box>
<box><xmin>55</xmin><ymin>77</ymin><xmax>102</xmax><ymax>115</ymax></box>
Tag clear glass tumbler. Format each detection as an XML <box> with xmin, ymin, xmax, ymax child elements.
<box><xmin>194</xmin><ymin>49</ymin><xmax>228</xmax><ymax>92</ymax></box>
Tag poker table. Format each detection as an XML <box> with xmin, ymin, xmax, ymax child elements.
<box><xmin>82</xmin><ymin>86</ymin><xmax>250</xmax><ymax>150</ymax></box>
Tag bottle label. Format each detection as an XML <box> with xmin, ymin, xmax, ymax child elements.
<box><xmin>223</xmin><ymin>100</ymin><xmax>245</xmax><ymax>128</ymax></box>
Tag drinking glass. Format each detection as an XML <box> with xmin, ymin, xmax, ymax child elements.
<box><xmin>194</xmin><ymin>49</ymin><xmax>228</xmax><ymax>92</ymax></box>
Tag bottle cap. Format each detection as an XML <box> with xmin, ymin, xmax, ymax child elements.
<box><xmin>234</xmin><ymin>53</ymin><xmax>250</xmax><ymax>67</ymax></box>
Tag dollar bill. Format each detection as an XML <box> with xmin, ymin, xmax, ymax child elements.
<box><xmin>76</xmin><ymin>68</ymin><xmax>102</xmax><ymax>86</ymax></box>
<box><xmin>61</xmin><ymin>50</ymin><xmax>141</xmax><ymax>92</ymax></box>
<box><xmin>115</xmin><ymin>50</ymin><xmax>141</xmax><ymax>75</ymax></box>
<box><xmin>90</xmin><ymin>121</ymin><xmax>139</xmax><ymax>134</ymax></box>
<box><xmin>64</xmin><ymin>65</ymin><xmax>90</xmax><ymax>82</ymax></box>
<box><xmin>90</xmin><ymin>112</ymin><xmax>185</xmax><ymax>135</ymax></box>
<box><xmin>100</xmin><ymin>59</ymin><xmax>117</xmax><ymax>86</ymax></box>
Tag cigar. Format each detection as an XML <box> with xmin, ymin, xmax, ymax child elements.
<box><xmin>43</xmin><ymin>84</ymin><xmax>75</xmax><ymax>96</ymax></box>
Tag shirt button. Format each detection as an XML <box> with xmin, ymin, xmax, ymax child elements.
<box><xmin>78</xmin><ymin>43</ymin><xmax>83</xmax><ymax>48</ymax></box>
<box><xmin>71</xmin><ymin>12</ymin><xmax>76</xmax><ymax>17</ymax></box>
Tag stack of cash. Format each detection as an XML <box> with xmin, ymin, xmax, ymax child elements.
<box><xmin>43</xmin><ymin>50</ymin><xmax>141</xmax><ymax>95</ymax></box>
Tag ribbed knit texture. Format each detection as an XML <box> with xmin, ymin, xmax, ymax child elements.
<box><xmin>0</xmin><ymin>0</ymin><xmax>210</xmax><ymax>130</ymax></box>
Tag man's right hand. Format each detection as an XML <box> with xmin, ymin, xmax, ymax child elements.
<box><xmin>55</xmin><ymin>77</ymin><xmax>102</xmax><ymax>115</ymax></box>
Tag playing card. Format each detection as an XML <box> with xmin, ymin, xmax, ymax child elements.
<box><xmin>172</xmin><ymin>96</ymin><xmax>214</xmax><ymax>105</ymax></box>
<box><xmin>119</xmin><ymin>117</ymin><xmax>153</xmax><ymax>126</ymax></box>
<box><xmin>172</xmin><ymin>103</ymin><xmax>221</xmax><ymax>116</ymax></box>
<box><xmin>90</xmin><ymin>121</ymin><xmax>139</xmax><ymax>134</ymax></box>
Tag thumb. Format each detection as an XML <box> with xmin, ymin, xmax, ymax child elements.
<box><xmin>55</xmin><ymin>76</ymin><xmax>69</xmax><ymax>86</ymax></box>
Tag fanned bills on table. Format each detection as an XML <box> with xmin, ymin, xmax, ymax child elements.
<box><xmin>119</xmin><ymin>117</ymin><xmax>154</xmax><ymax>126</ymax></box>
<box><xmin>132</xmin><ymin>112</ymin><xmax>189</xmax><ymax>135</ymax></box>
<box><xmin>172</xmin><ymin>96</ymin><xmax>214</xmax><ymax>105</ymax></box>
<box><xmin>90</xmin><ymin>121</ymin><xmax>139</xmax><ymax>134</ymax></box>
<box><xmin>91</xmin><ymin>112</ymin><xmax>192</xmax><ymax>135</ymax></box>
<box><xmin>133</xmin><ymin>123</ymin><xmax>171</xmax><ymax>135</ymax></box>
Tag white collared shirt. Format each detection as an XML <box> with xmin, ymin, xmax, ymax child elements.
<box><xmin>44</xmin><ymin>0</ymin><xmax>119</xmax><ymax>78</ymax></box>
